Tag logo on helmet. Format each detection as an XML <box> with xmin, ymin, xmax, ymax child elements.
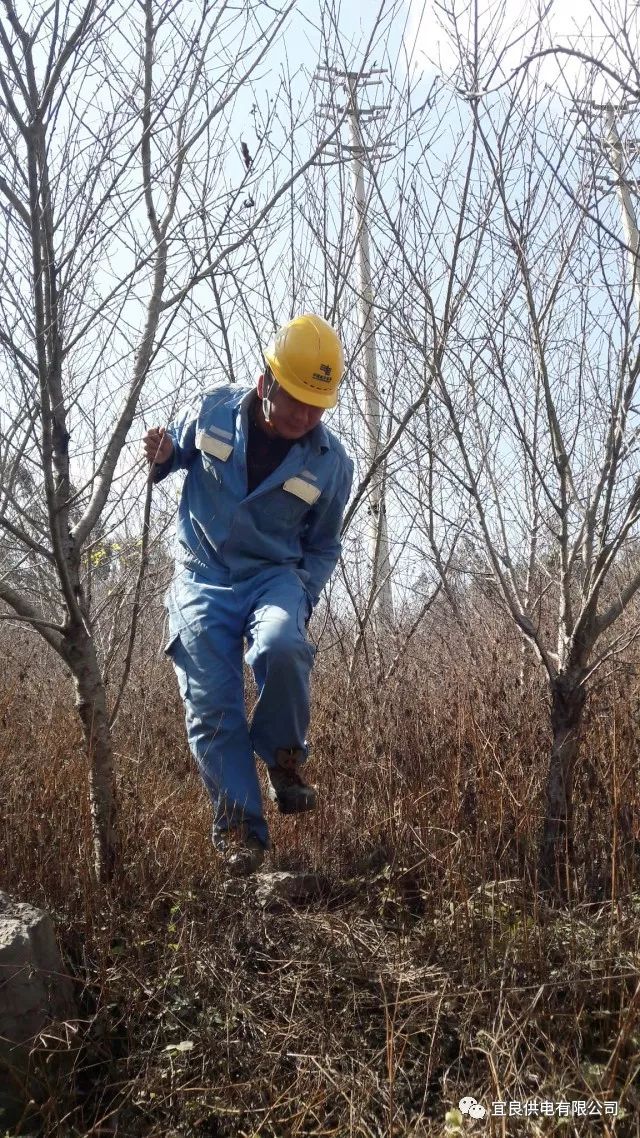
<box><xmin>312</xmin><ymin>363</ymin><xmax>333</xmax><ymax>383</ymax></box>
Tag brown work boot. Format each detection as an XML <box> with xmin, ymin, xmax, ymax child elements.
<box><xmin>213</xmin><ymin>823</ymin><xmax>266</xmax><ymax>877</ymax></box>
<box><xmin>267</xmin><ymin>748</ymin><xmax>317</xmax><ymax>815</ymax></box>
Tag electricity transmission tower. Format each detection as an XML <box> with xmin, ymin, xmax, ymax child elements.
<box><xmin>317</xmin><ymin>65</ymin><xmax>395</xmax><ymax>626</ymax></box>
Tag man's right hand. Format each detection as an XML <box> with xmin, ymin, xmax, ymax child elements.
<box><xmin>143</xmin><ymin>427</ymin><xmax>174</xmax><ymax>465</ymax></box>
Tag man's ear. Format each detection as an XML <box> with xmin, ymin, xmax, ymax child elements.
<box><xmin>257</xmin><ymin>372</ymin><xmax>265</xmax><ymax>399</ymax></box>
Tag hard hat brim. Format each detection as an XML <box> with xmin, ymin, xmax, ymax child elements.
<box><xmin>270</xmin><ymin>369</ymin><xmax>340</xmax><ymax>409</ymax></box>
<box><xmin>264</xmin><ymin>351</ymin><xmax>342</xmax><ymax>408</ymax></box>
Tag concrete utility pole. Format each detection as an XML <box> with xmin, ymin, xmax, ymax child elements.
<box><xmin>604</xmin><ymin>106</ymin><xmax>640</xmax><ymax>323</ymax></box>
<box><xmin>317</xmin><ymin>66</ymin><xmax>395</xmax><ymax>625</ymax></box>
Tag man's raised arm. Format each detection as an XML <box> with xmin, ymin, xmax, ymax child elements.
<box><xmin>143</xmin><ymin>405</ymin><xmax>198</xmax><ymax>482</ymax></box>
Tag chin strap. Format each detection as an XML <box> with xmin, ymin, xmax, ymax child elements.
<box><xmin>262</xmin><ymin>368</ymin><xmax>278</xmax><ymax>431</ymax></box>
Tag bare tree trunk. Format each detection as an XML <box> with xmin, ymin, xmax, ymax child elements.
<box><xmin>539</xmin><ymin>670</ymin><xmax>586</xmax><ymax>894</ymax></box>
<box><xmin>63</xmin><ymin>624</ymin><xmax>116</xmax><ymax>881</ymax></box>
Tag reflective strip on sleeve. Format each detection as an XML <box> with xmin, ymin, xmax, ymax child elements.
<box><xmin>196</xmin><ymin>430</ymin><xmax>233</xmax><ymax>460</ymax></box>
<box><xmin>282</xmin><ymin>476</ymin><xmax>322</xmax><ymax>504</ymax></box>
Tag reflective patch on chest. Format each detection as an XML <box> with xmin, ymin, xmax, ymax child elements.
<box><xmin>282</xmin><ymin>476</ymin><xmax>321</xmax><ymax>504</ymax></box>
<box><xmin>196</xmin><ymin>430</ymin><xmax>233</xmax><ymax>461</ymax></box>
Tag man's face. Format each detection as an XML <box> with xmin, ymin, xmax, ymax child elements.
<box><xmin>258</xmin><ymin>373</ymin><xmax>325</xmax><ymax>439</ymax></box>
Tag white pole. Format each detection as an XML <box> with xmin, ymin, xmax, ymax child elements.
<box><xmin>606</xmin><ymin>106</ymin><xmax>640</xmax><ymax>323</ymax></box>
<box><xmin>346</xmin><ymin>72</ymin><xmax>394</xmax><ymax>625</ymax></box>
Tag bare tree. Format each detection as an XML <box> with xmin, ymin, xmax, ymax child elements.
<box><xmin>0</xmin><ymin>0</ymin><xmax>356</xmax><ymax>880</ymax></box>
<box><xmin>376</xmin><ymin>0</ymin><xmax>640</xmax><ymax>890</ymax></box>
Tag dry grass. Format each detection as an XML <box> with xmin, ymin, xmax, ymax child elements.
<box><xmin>1</xmin><ymin>614</ymin><xmax>639</xmax><ymax>1137</ymax></box>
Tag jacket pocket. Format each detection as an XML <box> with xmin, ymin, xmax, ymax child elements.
<box><xmin>268</xmin><ymin>486</ymin><xmax>314</xmax><ymax>527</ymax></box>
<box><xmin>164</xmin><ymin>631</ymin><xmax>191</xmax><ymax>702</ymax></box>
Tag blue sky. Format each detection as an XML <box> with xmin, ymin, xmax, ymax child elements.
<box><xmin>406</xmin><ymin>0</ymin><xmax>638</xmax><ymax>100</ymax></box>
<box><xmin>4</xmin><ymin>0</ymin><xmax>640</xmax><ymax>612</ymax></box>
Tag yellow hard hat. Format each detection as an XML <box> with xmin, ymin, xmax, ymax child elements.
<box><xmin>263</xmin><ymin>314</ymin><xmax>345</xmax><ymax>408</ymax></box>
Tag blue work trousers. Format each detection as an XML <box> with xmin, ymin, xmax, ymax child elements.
<box><xmin>165</xmin><ymin>567</ymin><xmax>315</xmax><ymax>849</ymax></box>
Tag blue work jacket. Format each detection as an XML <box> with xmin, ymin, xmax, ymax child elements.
<box><xmin>154</xmin><ymin>384</ymin><xmax>354</xmax><ymax>608</ymax></box>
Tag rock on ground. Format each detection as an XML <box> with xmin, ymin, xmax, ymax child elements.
<box><xmin>254</xmin><ymin>871</ymin><xmax>328</xmax><ymax>909</ymax></box>
<box><xmin>0</xmin><ymin>891</ymin><xmax>76</xmax><ymax>1117</ymax></box>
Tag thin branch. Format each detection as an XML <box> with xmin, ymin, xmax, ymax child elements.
<box><xmin>0</xmin><ymin>580</ymin><xmax>64</xmax><ymax>653</ymax></box>
<box><xmin>460</xmin><ymin>47</ymin><xmax>640</xmax><ymax>104</ymax></box>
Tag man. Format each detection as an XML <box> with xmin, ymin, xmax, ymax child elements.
<box><xmin>143</xmin><ymin>314</ymin><xmax>353</xmax><ymax>876</ymax></box>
